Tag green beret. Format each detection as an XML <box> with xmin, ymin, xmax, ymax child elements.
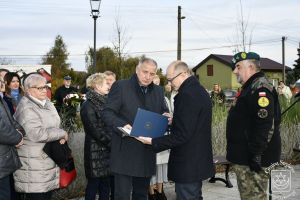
<box><xmin>231</xmin><ymin>52</ymin><xmax>260</xmax><ymax>70</ymax></box>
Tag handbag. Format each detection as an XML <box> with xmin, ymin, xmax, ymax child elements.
<box><xmin>59</xmin><ymin>156</ymin><xmax>77</xmax><ymax>188</ymax></box>
<box><xmin>43</xmin><ymin>141</ymin><xmax>77</xmax><ymax>188</ymax></box>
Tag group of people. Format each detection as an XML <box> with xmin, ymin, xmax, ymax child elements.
<box><xmin>0</xmin><ymin>70</ymin><xmax>68</xmax><ymax>200</ymax></box>
<box><xmin>1</xmin><ymin>51</ymin><xmax>283</xmax><ymax>200</ymax></box>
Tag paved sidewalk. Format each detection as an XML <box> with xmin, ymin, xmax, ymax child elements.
<box><xmin>164</xmin><ymin>165</ymin><xmax>300</xmax><ymax>200</ymax></box>
<box><xmin>73</xmin><ymin>165</ymin><xmax>300</xmax><ymax>200</ymax></box>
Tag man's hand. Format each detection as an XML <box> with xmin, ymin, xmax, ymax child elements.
<box><xmin>124</xmin><ymin>124</ymin><xmax>132</xmax><ymax>130</ymax></box>
<box><xmin>163</xmin><ymin>112</ymin><xmax>173</xmax><ymax>125</ymax></box>
<box><xmin>15</xmin><ymin>138</ymin><xmax>24</xmax><ymax>148</ymax></box>
<box><xmin>249</xmin><ymin>155</ymin><xmax>262</xmax><ymax>173</ymax></box>
<box><xmin>136</xmin><ymin>136</ymin><xmax>152</xmax><ymax>145</ymax></box>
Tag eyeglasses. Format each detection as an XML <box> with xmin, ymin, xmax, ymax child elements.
<box><xmin>31</xmin><ymin>85</ymin><xmax>49</xmax><ymax>92</ymax></box>
<box><xmin>167</xmin><ymin>72</ymin><xmax>183</xmax><ymax>83</ymax></box>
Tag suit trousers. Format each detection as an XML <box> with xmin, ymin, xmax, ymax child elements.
<box><xmin>0</xmin><ymin>175</ymin><xmax>10</xmax><ymax>200</ymax></box>
<box><xmin>85</xmin><ymin>176</ymin><xmax>110</xmax><ymax>200</ymax></box>
<box><xmin>175</xmin><ymin>181</ymin><xmax>203</xmax><ymax>200</ymax></box>
<box><xmin>114</xmin><ymin>173</ymin><xmax>150</xmax><ymax>200</ymax></box>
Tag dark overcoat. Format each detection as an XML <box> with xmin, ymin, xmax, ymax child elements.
<box><xmin>152</xmin><ymin>76</ymin><xmax>215</xmax><ymax>183</ymax></box>
<box><xmin>102</xmin><ymin>74</ymin><xmax>168</xmax><ymax>177</ymax></box>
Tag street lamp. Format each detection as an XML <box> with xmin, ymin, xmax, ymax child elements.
<box><xmin>90</xmin><ymin>0</ymin><xmax>101</xmax><ymax>69</ymax></box>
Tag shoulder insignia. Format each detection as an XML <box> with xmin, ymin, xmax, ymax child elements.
<box><xmin>251</xmin><ymin>76</ymin><xmax>273</xmax><ymax>92</ymax></box>
<box><xmin>258</xmin><ymin>97</ymin><xmax>269</xmax><ymax>107</ymax></box>
<box><xmin>258</xmin><ymin>109</ymin><xmax>268</xmax><ymax>118</ymax></box>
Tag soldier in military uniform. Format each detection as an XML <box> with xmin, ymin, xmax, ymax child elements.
<box><xmin>226</xmin><ymin>52</ymin><xmax>281</xmax><ymax>200</ymax></box>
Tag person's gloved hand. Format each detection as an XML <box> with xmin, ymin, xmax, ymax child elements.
<box><xmin>248</xmin><ymin>155</ymin><xmax>262</xmax><ymax>173</ymax></box>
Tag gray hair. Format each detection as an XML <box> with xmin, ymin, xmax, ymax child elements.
<box><xmin>246</xmin><ymin>60</ymin><xmax>261</xmax><ymax>72</ymax></box>
<box><xmin>136</xmin><ymin>57</ymin><xmax>158</xmax><ymax>70</ymax></box>
<box><xmin>174</xmin><ymin>61</ymin><xmax>191</xmax><ymax>75</ymax></box>
<box><xmin>24</xmin><ymin>74</ymin><xmax>46</xmax><ymax>91</ymax></box>
<box><xmin>86</xmin><ymin>73</ymin><xmax>107</xmax><ymax>89</ymax></box>
<box><xmin>104</xmin><ymin>70</ymin><xmax>116</xmax><ymax>78</ymax></box>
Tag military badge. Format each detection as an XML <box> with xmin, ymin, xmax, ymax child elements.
<box><xmin>241</xmin><ymin>52</ymin><xmax>247</xmax><ymax>59</ymax></box>
<box><xmin>258</xmin><ymin>97</ymin><xmax>269</xmax><ymax>107</ymax></box>
<box><xmin>259</xmin><ymin>92</ymin><xmax>266</xmax><ymax>96</ymax></box>
<box><xmin>258</xmin><ymin>109</ymin><xmax>268</xmax><ymax>118</ymax></box>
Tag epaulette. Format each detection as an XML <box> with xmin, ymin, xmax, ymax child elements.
<box><xmin>251</xmin><ymin>76</ymin><xmax>274</xmax><ymax>94</ymax></box>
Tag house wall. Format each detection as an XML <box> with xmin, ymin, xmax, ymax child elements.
<box><xmin>264</xmin><ymin>71</ymin><xmax>283</xmax><ymax>87</ymax></box>
<box><xmin>195</xmin><ymin>58</ymin><xmax>238</xmax><ymax>90</ymax></box>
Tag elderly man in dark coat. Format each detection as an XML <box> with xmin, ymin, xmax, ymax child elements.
<box><xmin>102</xmin><ymin>57</ymin><xmax>168</xmax><ymax>200</ymax></box>
<box><xmin>138</xmin><ymin>61</ymin><xmax>215</xmax><ymax>200</ymax></box>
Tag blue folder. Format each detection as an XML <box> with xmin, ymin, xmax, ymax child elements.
<box><xmin>130</xmin><ymin>108</ymin><xmax>168</xmax><ymax>138</ymax></box>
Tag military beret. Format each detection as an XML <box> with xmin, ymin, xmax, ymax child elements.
<box><xmin>231</xmin><ymin>52</ymin><xmax>260</xmax><ymax>70</ymax></box>
<box><xmin>64</xmin><ymin>75</ymin><xmax>72</xmax><ymax>80</ymax></box>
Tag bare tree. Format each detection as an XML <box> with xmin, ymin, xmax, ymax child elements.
<box><xmin>111</xmin><ymin>10</ymin><xmax>131</xmax><ymax>77</ymax></box>
<box><xmin>232</xmin><ymin>0</ymin><xmax>255</xmax><ymax>53</ymax></box>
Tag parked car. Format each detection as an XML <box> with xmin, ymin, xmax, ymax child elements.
<box><xmin>223</xmin><ymin>89</ymin><xmax>237</xmax><ymax>105</ymax></box>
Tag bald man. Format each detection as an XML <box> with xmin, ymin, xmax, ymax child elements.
<box><xmin>138</xmin><ymin>61</ymin><xmax>214</xmax><ymax>200</ymax></box>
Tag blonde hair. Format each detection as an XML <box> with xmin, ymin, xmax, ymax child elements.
<box><xmin>86</xmin><ymin>73</ymin><xmax>107</xmax><ymax>89</ymax></box>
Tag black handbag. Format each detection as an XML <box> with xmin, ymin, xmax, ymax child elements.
<box><xmin>43</xmin><ymin>141</ymin><xmax>72</xmax><ymax>168</ymax></box>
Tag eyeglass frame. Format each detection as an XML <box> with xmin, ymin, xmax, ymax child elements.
<box><xmin>166</xmin><ymin>72</ymin><xmax>184</xmax><ymax>83</ymax></box>
<box><xmin>30</xmin><ymin>85</ymin><xmax>49</xmax><ymax>92</ymax></box>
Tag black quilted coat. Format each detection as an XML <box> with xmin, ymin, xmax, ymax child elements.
<box><xmin>80</xmin><ymin>90</ymin><xmax>112</xmax><ymax>178</ymax></box>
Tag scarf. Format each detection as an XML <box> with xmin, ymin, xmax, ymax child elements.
<box><xmin>86</xmin><ymin>89</ymin><xmax>106</xmax><ymax>109</ymax></box>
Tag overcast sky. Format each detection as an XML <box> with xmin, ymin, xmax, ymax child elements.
<box><xmin>0</xmin><ymin>0</ymin><xmax>299</xmax><ymax>73</ymax></box>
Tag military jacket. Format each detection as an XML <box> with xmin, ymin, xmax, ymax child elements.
<box><xmin>226</xmin><ymin>72</ymin><xmax>281</xmax><ymax>167</ymax></box>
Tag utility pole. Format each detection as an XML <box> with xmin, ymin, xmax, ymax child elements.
<box><xmin>282</xmin><ymin>36</ymin><xmax>286</xmax><ymax>83</ymax></box>
<box><xmin>177</xmin><ymin>6</ymin><xmax>185</xmax><ymax>60</ymax></box>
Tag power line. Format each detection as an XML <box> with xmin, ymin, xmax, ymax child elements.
<box><xmin>0</xmin><ymin>38</ymin><xmax>281</xmax><ymax>58</ymax></box>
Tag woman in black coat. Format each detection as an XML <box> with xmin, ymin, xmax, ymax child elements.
<box><xmin>80</xmin><ymin>73</ymin><xmax>112</xmax><ymax>200</ymax></box>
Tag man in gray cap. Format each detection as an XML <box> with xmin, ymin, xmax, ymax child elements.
<box><xmin>54</xmin><ymin>75</ymin><xmax>78</xmax><ymax>112</ymax></box>
<box><xmin>226</xmin><ymin>52</ymin><xmax>281</xmax><ymax>200</ymax></box>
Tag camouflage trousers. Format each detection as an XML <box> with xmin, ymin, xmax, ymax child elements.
<box><xmin>232</xmin><ymin>164</ymin><xmax>269</xmax><ymax>200</ymax></box>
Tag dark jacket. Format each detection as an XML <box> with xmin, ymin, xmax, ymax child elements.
<box><xmin>81</xmin><ymin>90</ymin><xmax>112</xmax><ymax>178</ymax></box>
<box><xmin>152</xmin><ymin>76</ymin><xmax>215</xmax><ymax>183</ymax></box>
<box><xmin>54</xmin><ymin>85</ymin><xmax>78</xmax><ymax>110</ymax></box>
<box><xmin>102</xmin><ymin>74</ymin><xmax>168</xmax><ymax>177</ymax></box>
<box><xmin>3</xmin><ymin>95</ymin><xmax>20</xmax><ymax>115</ymax></box>
<box><xmin>0</xmin><ymin>96</ymin><xmax>24</xmax><ymax>179</ymax></box>
<box><xmin>226</xmin><ymin>72</ymin><xmax>281</xmax><ymax>167</ymax></box>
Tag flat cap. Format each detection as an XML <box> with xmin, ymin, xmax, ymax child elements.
<box><xmin>64</xmin><ymin>75</ymin><xmax>72</xmax><ymax>80</ymax></box>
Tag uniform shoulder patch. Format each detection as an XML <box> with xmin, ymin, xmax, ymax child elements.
<box><xmin>258</xmin><ymin>109</ymin><xmax>268</xmax><ymax>118</ymax></box>
<box><xmin>258</xmin><ymin>97</ymin><xmax>269</xmax><ymax>107</ymax></box>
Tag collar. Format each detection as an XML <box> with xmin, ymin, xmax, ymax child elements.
<box><xmin>178</xmin><ymin>75</ymin><xmax>195</xmax><ymax>93</ymax></box>
<box><xmin>28</xmin><ymin>95</ymin><xmax>47</xmax><ymax>107</ymax></box>
<box><xmin>242</xmin><ymin>71</ymin><xmax>265</xmax><ymax>90</ymax></box>
<box><xmin>130</xmin><ymin>73</ymin><xmax>154</xmax><ymax>93</ymax></box>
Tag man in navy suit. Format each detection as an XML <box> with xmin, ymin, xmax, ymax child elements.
<box><xmin>102</xmin><ymin>57</ymin><xmax>168</xmax><ymax>200</ymax></box>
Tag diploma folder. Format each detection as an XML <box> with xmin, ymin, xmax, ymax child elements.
<box><xmin>118</xmin><ymin>108</ymin><xmax>168</xmax><ymax>138</ymax></box>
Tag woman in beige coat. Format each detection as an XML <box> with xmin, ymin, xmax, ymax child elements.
<box><xmin>13</xmin><ymin>74</ymin><xmax>68</xmax><ymax>200</ymax></box>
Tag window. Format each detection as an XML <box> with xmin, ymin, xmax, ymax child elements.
<box><xmin>207</xmin><ymin>65</ymin><xmax>213</xmax><ymax>76</ymax></box>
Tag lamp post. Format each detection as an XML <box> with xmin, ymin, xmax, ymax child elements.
<box><xmin>90</xmin><ymin>0</ymin><xmax>101</xmax><ymax>69</ymax></box>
